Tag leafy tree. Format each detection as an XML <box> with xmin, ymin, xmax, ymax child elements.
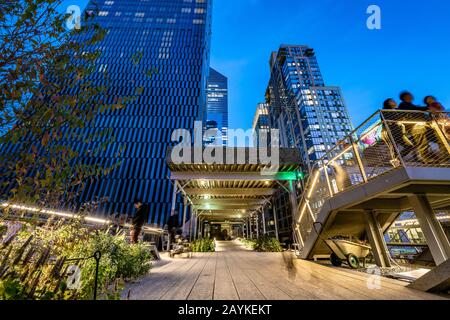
<box><xmin>0</xmin><ymin>0</ymin><xmax>139</xmax><ymax>209</ymax></box>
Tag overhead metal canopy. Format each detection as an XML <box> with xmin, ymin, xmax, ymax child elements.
<box><xmin>166</xmin><ymin>147</ymin><xmax>303</xmax><ymax>222</ymax></box>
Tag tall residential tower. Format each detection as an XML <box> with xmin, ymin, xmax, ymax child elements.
<box><xmin>263</xmin><ymin>44</ymin><xmax>353</xmax><ymax>242</ymax></box>
<box><xmin>266</xmin><ymin>45</ymin><xmax>353</xmax><ymax>172</ymax></box>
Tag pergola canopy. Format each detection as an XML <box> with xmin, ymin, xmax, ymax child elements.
<box><xmin>167</xmin><ymin>147</ymin><xmax>303</xmax><ymax>222</ymax></box>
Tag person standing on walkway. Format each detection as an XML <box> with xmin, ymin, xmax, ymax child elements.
<box><xmin>131</xmin><ymin>199</ymin><xmax>150</xmax><ymax>244</ymax></box>
<box><xmin>381</xmin><ymin>99</ymin><xmax>404</xmax><ymax>166</ymax></box>
<box><xmin>397</xmin><ymin>91</ymin><xmax>431</xmax><ymax>162</ymax></box>
<box><xmin>424</xmin><ymin>95</ymin><xmax>449</xmax><ymax>158</ymax></box>
<box><xmin>398</xmin><ymin>91</ymin><xmax>427</xmax><ymax>111</ymax></box>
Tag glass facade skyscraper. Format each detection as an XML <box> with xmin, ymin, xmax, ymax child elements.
<box><xmin>262</xmin><ymin>44</ymin><xmax>353</xmax><ymax>242</ymax></box>
<box><xmin>62</xmin><ymin>0</ymin><xmax>212</xmax><ymax>226</ymax></box>
<box><xmin>252</xmin><ymin>103</ymin><xmax>270</xmax><ymax>147</ymax></box>
<box><xmin>205</xmin><ymin>67</ymin><xmax>228</xmax><ymax>145</ymax></box>
<box><xmin>266</xmin><ymin>45</ymin><xmax>353</xmax><ymax>172</ymax></box>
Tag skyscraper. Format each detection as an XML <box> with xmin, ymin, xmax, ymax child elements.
<box><xmin>266</xmin><ymin>45</ymin><xmax>353</xmax><ymax>172</ymax></box>
<box><xmin>62</xmin><ymin>0</ymin><xmax>212</xmax><ymax>226</ymax></box>
<box><xmin>262</xmin><ymin>44</ymin><xmax>353</xmax><ymax>242</ymax></box>
<box><xmin>252</xmin><ymin>103</ymin><xmax>270</xmax><ymax>147</ymax></box>
<box><xmin>205</xmin><ymin>67</ymin><xmax>228</xmax><ymax>145</ymax></box>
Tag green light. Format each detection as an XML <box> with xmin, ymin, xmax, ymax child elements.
<box><xmin>297</xmin><ymin>171</ymin><xmax>305</xmax><ymax>180</ymax></box>
<box><xmin>274</xmin><ymin>172</ymin><xmax>298</xmax><ymax>181</ymax></box>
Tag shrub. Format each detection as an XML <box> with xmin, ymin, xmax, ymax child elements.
<box><xmin>0</xmin><ymin>218</ymin><xmax>153</xmax><ymax>300</ymax></box>
<box><xmin>239</xmin><ymin>236</ymin><xmax>282</xmax><ymax>252</ymax></box>
<box><xmin>253</xmin><ymin>236</ymin><xmax>283</xmax><ymax>252</ymax></box>
<box><xmin>238</xmin><ymin>238</ymin><xmax>257</xmax><ymax>249</ymax></box>
<box><xmin>190</xmin><ymin>238</ymin><xmax>215</xmax><ymax>252</ymax></box>
<box><xmin>67</xmin><ymin>231</ymin><xmax>153</xmax><ymax>300</ymax></box>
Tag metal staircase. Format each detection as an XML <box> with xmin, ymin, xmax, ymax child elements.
<box><xmin>293</xmin><ymin>110</ymin><xmax>450</xmax><ymax>268</ymax></box>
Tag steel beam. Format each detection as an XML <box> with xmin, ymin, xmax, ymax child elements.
<box><xmin>192</xmin><ymin>199</ymin><xmax>267</xmax><ymax>206</ymax></box>
<box><xmin>195</xmin><ymin>204</ymin><xmax>261</xmax><ymax>211</ymax></box>
<box><xmin>184</xmin><ymin>188</ymin><xmax>276</xmax><ymax>196</ymax></box>
<box><xmin>170</xmin><ymin>172</ymin><xmax>297</xmax><ymax>182</ymax></box>
<box><xmin>364</xmin><ymin>211</ymin><xmax>392</xmax><ymax>268</ymax></box>
<box><xmin>409</xmin><ymin>195</ymin><xmax>450</xmax><ymax>266</ymax></box>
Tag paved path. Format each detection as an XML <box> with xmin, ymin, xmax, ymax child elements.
<box><xmin>123</xmin><ymin>241</ymin><xmax>448</xmax><ymax>300</ymax></box>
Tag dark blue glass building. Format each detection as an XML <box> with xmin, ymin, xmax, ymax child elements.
<box><xmin>67</xmin><ymin>0</ymin><xmax>212</xmax><ymax>226</ymax></box>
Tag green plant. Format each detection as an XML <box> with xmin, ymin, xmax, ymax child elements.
<box><xmin>253</xmin><ymin>236</ymin><xmax>283</xmax><ymax>252</ymax></box>
<box><xmin>0</xmin><ymin>217</ymin><xmax>153</xmax><ymax>300</ymax></box>
<box><xmin>60</xmin><ymin>228</ymin><xmax>153</xmax><ymax>300</ymax></box>
<box><xmin>0</xmin><ymin>279</ymin><xmax>27</xmax><ymax>300</ymax></box>
<box><xmin>190</xmin><ymin>238</ymin><xmax>215</xmax><ymax>253</ymax></box>
<box><xmin>239</xmin><ymin>236</ymin><xmax>282</xmax><ymax>252</ymax></box>
<box><xmin>238</xmin><ymin>238</ymin><xmax>257</xmax><ymax>249</ymax></box>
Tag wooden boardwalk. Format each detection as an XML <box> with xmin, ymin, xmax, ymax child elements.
<box><xmin>124</xmin><ymin>241</ymin><xmax>448</xmax><ymax>300</ymax></box>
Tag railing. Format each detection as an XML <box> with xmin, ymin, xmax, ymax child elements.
<box><xmin>293</xmin><ymin>110</ymin><xmax>450</xmax><ymax>249</ymax></box>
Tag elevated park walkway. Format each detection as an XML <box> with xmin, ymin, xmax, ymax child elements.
<box><xmin>124</xmin><ymin>240</ymin><xmax>446</xmax><ymax>300</ymax></box>
<box><xmin>167</xmin><ymin>110</ymin><xmax>450</xmax><ymax>294</ymax></box>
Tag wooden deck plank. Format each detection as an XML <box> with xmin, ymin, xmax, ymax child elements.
<box><xmin>213</xmin><ymin>254</ymin><xmax>240</xmax><ymax>300</ymax></box>
<box><xmin>226</xmin><ymin>252</ymin><xmax>293</xmax><ymax>300</ymax></box>
<box><xmin>223</xmin><ymin>253</ymin><xmax>266</xmax><ymax>300</ymax></box>
<box><xmin>161</xmin><ymin>255</ymin><xmax>211</xmax><ymax>300</ymax></box>
<box><xmin>123</xmin><ymin>241</ymin><xmax>448</xmax><ymax>301</ymax></box>
<box><xmin>240</xmin><ymin>252</ymin><xmax>366</xmax><ymax>300</ymax></box>
<box><xmin>321</xmin><ymin>264</ymin><xmax>447</xmax><ymax>300</ymax></box>
<box><xmin>238</xmin><ymin>252</ymin><xmax>345</xmax><ymax>300</ymax></box>
<box><xmin>127</xmin><ymin>257</ymin><xmax>200</xmax><ymax>300</ymax></box>
<box><xmin>188</xmin><ymin>253</ymin><xmax>218</xmax><ymax>300</ymax></box>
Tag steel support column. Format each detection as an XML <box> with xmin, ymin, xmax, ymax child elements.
<box><xmin>256</xmin><ymin>213</ymin><xmax>260</xmax><ymax>239</ymax></box>
<box><xmin>288</xmin><ymin>180</ymin><xmax>299</xmax><ymax>226</ymax></box>
<box><xmin>189</xmin><ymin>212</ymin><xmax>193</xmax><ymax>242</ymax></box>
<box><xmin>409</xmin><ymin>195</ymin><xmax>450</xmax><ymax>266</ymax></box>
<box><xmin>182</xmin><ymin>198</ymin><xmax>188</xmax><ymax>237</ymax></box>
<box><xmin>193</xmin><ymin>212</ymin><xmax>198</xmax><ymax>240</ymax></box>
<box><xmin>364</xmin><ymin>211</ymin><xmax>392</xmax><ymax>268</ymax></box>
<box><xmin>272</xmin><ymin>202</ymin><xmax>279</xmax><ymax>241</ymax></box>
<box><xmin>261</xmin><ymin>208</ymin><xmax>267</xmax><ymax>235</ymax></box>
<box><xmin>170</xmin><ymin>180</ymin><xmax>178</xmax><ymax>217</ymax></box>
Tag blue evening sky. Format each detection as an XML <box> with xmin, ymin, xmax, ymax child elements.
<box><xmin>63</xmin><ymin>0</ymin><xmax>450</xmax><ymax>129</ymax></box>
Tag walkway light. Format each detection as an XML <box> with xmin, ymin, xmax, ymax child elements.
<box><xmin>0</xmin><ymin>202</ymin><xmax>165</xmax><ymax>234</ymax></box>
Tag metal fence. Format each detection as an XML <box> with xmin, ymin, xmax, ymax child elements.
<box><xmin>293</xmin><ymin>110</ymin><xmax>450</xmax><ymax>249</ymax></box>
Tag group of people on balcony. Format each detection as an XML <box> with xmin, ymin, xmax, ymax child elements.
<box><xmin>383</xmin><ymin>91</ymin><xmax>445</xmax><ymax>113</ymax></box>
<box><xmin>381</xmin><ymin>91</ymin><xmax>448</xmax><ymax>165</ymax></box>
